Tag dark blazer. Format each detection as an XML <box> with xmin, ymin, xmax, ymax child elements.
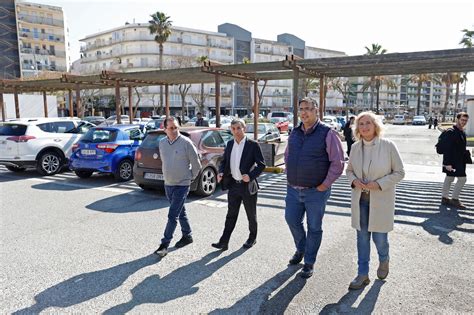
<box><xmin>219</xmin><ymin>138</ymin><xmax>266</xmax><ymax>190</ymax></box>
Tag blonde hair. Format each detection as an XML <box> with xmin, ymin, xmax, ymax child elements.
<box><xmin>353</xmin><ymin>111</ymin><xmax>384</xmax><ymax>140</ymax></box>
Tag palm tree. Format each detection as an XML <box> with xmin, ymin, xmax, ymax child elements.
<box><xmin>363</xmin><ymin>44</ymin><xmax>390</xmax><ymax>113</ymax></box>
<box><xmin>459</xmin><ymin>29</ymin><xmax>473</xmax><ymax>48</ymax></box>
<box><xmin>196</xmin><ymin>55</ymin><xmax>209</xmax><ymax>115</ymax></box>
<box><xmin>408</xmin><ymin>73</ymin><xmax>441</xmax><ymax>115</ymax></box>
<box><xmin>441</xmin><ymin>73</ymin><xmax>455</xmax><ymax>121</ymax></box>
<box><xmin>451</xmin><ymin>72</ymin><xmax>467</xmax><ymax>114</ymax></box>
<box><xmin>459</xmin><ymin>29</ymin><xmax>472</xmax><ymax>110</ymax></box>
<box><xmin>149</xmin><ymin>11</ymin><xmax>172</xmax><ymax>115</ymax></box>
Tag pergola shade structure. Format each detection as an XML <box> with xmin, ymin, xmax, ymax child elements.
<box><xmin>1</xmin><ymin>48</ymin><xmax>474</xmax><ymax>136</ymax></box>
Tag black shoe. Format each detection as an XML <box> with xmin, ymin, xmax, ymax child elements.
<box><xmin>154</xmin><ymin>243</ymin><xmax>168</xmax><ymax>257</ymax></box>
<box><xmin>299</xmin><ymin>264</ymin><xmax>314</xmax><ymax>278</ymax></box>
<box><xmin>175</xmin><ymin>235</ymin><xmax>193</xmax><ymax>248</ymax></box>
<box><xmin>211</xmin><ymin>242</ymin><xmax>228</xmax><ymax>251</ymax></box>
<box><xmin>289</xmin><ymin>251</ymin><xmax>304</xmax><ymax>265</ymax></box>
<box><xmin>243</xmin><ymin>239</ymin><xmax>256</xmax><ymax>249</ymax></box>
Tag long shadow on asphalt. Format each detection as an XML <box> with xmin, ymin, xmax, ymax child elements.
<box><xmin>210</xmin><ymin>266</ymin><xmax>304</xmax><ymax>314</ymax></box>
<box><xmin>319</xmin><ymin>279</ymin><xmax>385</xmax><ymax>314</ymax></box>
<box><xmin>103</xmin><ymin>249</ymin><xmax>245</xmax><ymax>314</ymax></box>
<box><xmin>421</xmin><ymin>205</ymin><xmax>473</xmax><ymax>244</ymax></box>
<box><xmin>12</xmin><ymin>254</ymin><xmax>159</xmax><ymax>315</ymax></box>
<box><xmin>85</xmin><ymin>190</ymin><xmax>168</xmax><ymax>213</ymax></box>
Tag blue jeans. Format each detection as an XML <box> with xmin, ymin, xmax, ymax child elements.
<box><xmin>285</xmin><ymin>185</ymin><xmax>331</xmax><ymax>265</ymax></box>
<box><xmin>161</xmin><ymin>185</ymin><xmax>191</xmax><ymax>245</ymax></box>
<box><xmin>357</xmin><ymin>198</ymin><xmax>389</xmax><ymax>276</ymax></box>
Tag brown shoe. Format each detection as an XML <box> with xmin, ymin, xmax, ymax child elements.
<box><xmin>348</xmin><ymin>275</ymin><xmax>370</xmax><ymax>290</ymax></box>
<box><xmin>450</xmin><ymin>199</ymin><xmax>468</xmax><ymax>210</ymax></box>
<box><xmin>441</xmin><ymin>197</ymin><xmax>451</xmax><ymax>205</ymax></box>
<box><xmin>377</xmin><ymin>260</ymin><xmax>389</xmax><ymax>280</ymax></box>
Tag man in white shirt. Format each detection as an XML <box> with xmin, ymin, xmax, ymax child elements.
<box><xmin>212</xmin><ymin>119</ymin><xmax>266</xmax><ymax>250</ymax></box>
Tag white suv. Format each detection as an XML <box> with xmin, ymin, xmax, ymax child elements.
<box><xmin>0</xmin><ymin>118</ymin><xmax>94</xmax><ymax>175</ymax></box>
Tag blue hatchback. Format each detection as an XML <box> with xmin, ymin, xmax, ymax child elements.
<box><xmin>69</xmin><ymin>125</ymin><xmax>143</xmax><ymax>181</ymax></box>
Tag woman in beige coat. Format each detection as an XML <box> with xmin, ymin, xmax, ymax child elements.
<box><xmin>346</xmin><ymin>112</ymin><xmax>405</xmax><ymax>290</ymax></box>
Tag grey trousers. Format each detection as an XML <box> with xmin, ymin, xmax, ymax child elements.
<box><xmin>442</xmin><ymin>176</ymin><xmax>467</xmax><ymax>199</ymax></box>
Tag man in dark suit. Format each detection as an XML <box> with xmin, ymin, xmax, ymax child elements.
<box><xmin>212</xmin><ymin>118</ymin><xmax>266</xmax><ymax>250</ymax></box>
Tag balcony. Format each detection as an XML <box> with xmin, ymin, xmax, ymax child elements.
<box><xmin>21</xmin><ymin>47</ymin><xmax>66</xmax><ymax>58</ymax></box>
<box><xmin>19</xmin><ymin>31</ymin><xmax>65</xmax><ymax>42</ymax></box>
<box><xmin>207</xmin><ymin>41</ymin><xmax>232</xmax><ymax>50</ymax></box>
<box><xmin>17</xmin><ymin>13</ymin><xmax>64</xmax><ymax>27</ymax></box>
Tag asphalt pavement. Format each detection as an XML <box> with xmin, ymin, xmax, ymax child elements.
<box><xmin>1</xmin><ymin>124</ymin><xmax>473</xmax><ymax>314</ymax></box>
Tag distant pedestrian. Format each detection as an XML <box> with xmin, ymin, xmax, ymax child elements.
<box><xmin>441</xmin><ymin>112</ymin><xmax>471</xmax><ymax>209</ymax></box>
<box><xmin>343</xmin><ymin>116</ymin><xmax>355</xmax><ymax>158</ymax></box>
<box><xmin>212</xmin><ymin>119</ymin><xmax>265</xmax><ymax>251</ymax></box>
<box><xmin>433</xmin><ymin>117</ymin><xmax>439</xmax><ymax>129</ymax></box>
<box><xmin>154</xmin><ymin>117</ymin><xmax>202</xmax><ymax>258</ymax></box>
<box><xmin>195</xmin><ymin>112</ymin><xmax>209</xmax><ymax>127</ymax></box>
<box><xmin>284</xmin><ymin>97</ymin><xmax>344</xmax><ymax>279</ymax></box>
<box><xmin>346</xmin><ymin>111</ymin><xmax>405</xmax><ymax>290</ymax></box>
<box><xmin>428</xmin><ymin>117</ymin><xmax>433</xmax><ymax>129</ymax></box>
<box><xmin>174</xmin><ymin>113</ymin><xmax>182</xmax><ymax>126</ymax></box>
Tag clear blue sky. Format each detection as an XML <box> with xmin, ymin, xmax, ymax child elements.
<box><xmin>36</xmin><ymin>0</ymin><xmax>474</xmax><ymax>93</ymax></box>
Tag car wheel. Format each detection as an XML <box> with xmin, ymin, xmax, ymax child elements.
<box><xmin>37</xmin><ymin>151</ymin><xmax>62</xmax><ymax>176</ymax></box>
<box><xmin>6</xmin><ymin>166</ymin><xmax>26</xmax><ymax>172</ymax></box>
<box><xmin>195</xmin><ymin>167</ymin><xmax>217</xmax><ymax>197</ymax></box>
<box><xmin>75</xmin><ymin>170</ymin><xmax>93</xmax><ymax>178</ymax></box>
<box><xmin>114</xmin><ymin>159</ymin><xmax>133</xmax><ymax>181</ymax></box>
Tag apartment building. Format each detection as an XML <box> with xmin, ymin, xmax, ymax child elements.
<box><xmin>346</xmin><ymin>75</ymin><xmax>456</xmax><ymax>117</ymax></box>
<box><xmin>1</xmin><ymin>0</ymin><xmax>21</xmax><ymax>79</ymax></box>
<box><xmin>218</xmin><ymin>24</ymin><xmax>346</xmax><ymax>116</ymax></box>
<box><xmin>73</xmin><ymin>22</ymin><xmax>347</xmax><ymax>117</ymax></box>
<box><xmin>74</xmin><ymin>23</ymin><xmax>234</xmax><ymax>116</ymax></box>
<box><xmin>15</xmin><ymin>1</ymin><xmax>69</xmax><ymax>78</ymax></box>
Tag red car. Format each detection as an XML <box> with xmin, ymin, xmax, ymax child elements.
<box><xmin>133</xmin><ymin>127</ymin><xmax>233</xmax><ymax>196</ymax></box>
<box><xmin>270</xmin><ymin>117</ymin><xmax>289</xmax><ymax>133</ymax></box>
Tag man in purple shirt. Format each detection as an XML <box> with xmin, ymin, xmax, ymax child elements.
<box><xmin>285</xmin><ymin>97</ymin><xmax>344</xmax><ymax>278</ymax></box>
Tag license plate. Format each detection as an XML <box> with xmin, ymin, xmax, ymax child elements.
<box><xmin>81</xmin><ymin>149</ymin><xmax>96</xmax><ymax>155</ymax></box>
<box><xmin>144</xmin><ymin>172</ymin><xmax>163</xmax><ymax>180</ymax></box>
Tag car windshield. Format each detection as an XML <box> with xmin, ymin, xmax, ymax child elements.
<box><xmin>270</xmin><ymin>118</ymin><xmax>285</xmax><ymax>123</ymax></box>
<box><xmin>414</xmin><ymin>116</ymin><xmax>425</xmax><ymax>120</ymax></box>
<box><xmin>81</xmin><ymin>129</ymin><xmax>118</xmax><ymax>143</ymax></box>
<box><xmin>141</xmin><ymin>133</ymin><xmax>167</xmax><ymax>149</ymax></box>
<box><xmin>0</xmin><ymin>123</ymin><xmax>27</xmax><ymax>136</ymax></box>
<box><xmin>245</xmin><ymin>124</ymin><xmax>266</xmax><ymax>133</ymax></box>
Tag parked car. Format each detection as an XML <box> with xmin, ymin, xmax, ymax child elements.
<box><xmin>0</xmin><ymin>118</ymin><xmax>94</xmax><ymax>175</ymax></box>
<box><xmin>412</xmin><ymin>115</ymin><xmax>427</xmax><ymax>125</ymax></box>
<box><xmin>267</xmin><ymin>111</ymin><xmax>292</xmax><ymax>120</ymax></box>
<box><xmin>144</xmin><ymin>118</ymin><xmax>165</xmax><ymax>132</ymax></box>
<box><xmin>208</xmin><ymin>117</ymin><xmax>233</xmax><ymax>129</ymax></box>
<box><xmin>269</xmin><ymin>117</ymin><xmax>290</xmax><ymax>133</ymax></box>
<box><xmin>322</xmin><ymin>116</ymin><xmax>342</xmax><ymax>131</ymax></box>
<box><xmin>376</xmin><ymin>115</ymin><xmax>387</xmax><ymax>124</ymax></box>
<box><xmin>245</xmin><ymin>123</ymin><xmax>281</xmax><ymax>142</ymax></box>
<box><xmin>392</xmin><ymin>115</ymin><xmax>406</xmax><ymax>125</ymax></box>
<box><xmin>101</xmin><ymin>115</ymin><xmax>130</xmax><ymax>126</ymax></box>
<box><xmin>69</xmin><ymin>125</ymin><xmax>144</xmax><ymax>181</ymax></box>
<box><xmin>133</xmin><ymin>127</ymin><xmax>232</xmax><ymax>196</ymax></box>
<box><xmin>83</xmin><ymin>116</ymin><xmax>105</xmax><ymax>126</ymax></box>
